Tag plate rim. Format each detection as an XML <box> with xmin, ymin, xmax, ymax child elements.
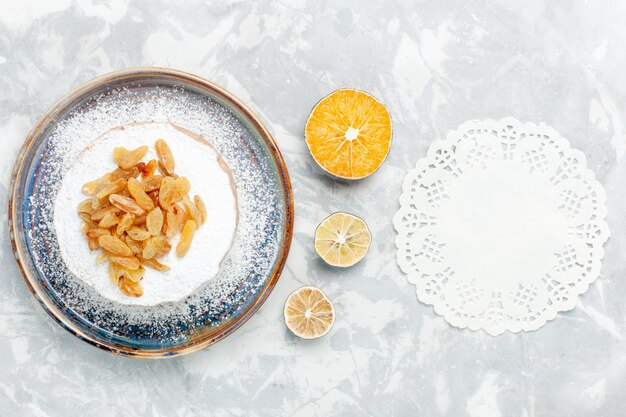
<box><xmin>8</xmin><ymin>67</ymin><xmax>294</xmax><ymax>359</ymax></box>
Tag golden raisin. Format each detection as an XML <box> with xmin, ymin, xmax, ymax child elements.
<box><xmin>116</xmin><ymin>212</ymin><xmax>135</xmax><ymax>235</ymax></box>
<box><xmin>142</xmin><ymin>236</ymin><xmax>171</xmax><ymax>259</ymax></box>
<box><xmin>98</xmin><ymin>210</ymin><xmax>119</xmax><ymax>228</ymax></box>
<box><xmin>127</xmin><ymin>178</ymin><xmax>154</xmax><ymax>211</ymax></box>
<box><xmin>90</xmin><ymin>194</ymin><xmax>109</xmax><ymax>210</ymax></box>
<box><xmin>175</xmin><ymin>177</ymin><xmax>190</xmax><ymax>199</ymax></box>
<box><xmin>98</xmin><ymin>235</ymin><xmax>133</xmax><ymax>256</ymax></box>
<box><xmin>127</xmin><ymin>226</ymin><xmax>151</xmax><ymax>241</ymax></box>
<box><xmin>142</xmin><ymin>175</ymin><xmax>163</xmax><ymax>192</ymax></box>
<box><xmin>183</xmin><ymin>195</ymin><xmax>201</xmax><ymax>226</ymax></box>
<box><xmin>158</xmin><ymin>176</ymin><xmax>176</xmax><ymax>208</ymax></box>
<box><xmin>142</xmin><ymin>159</ymin><xmax>157</xmax><ymax>178</ymax></box>
<box><xmin>118</xmin><ymin>276</ymin><xmax>143</xmax><ymax>297</ymax></box>
<box><xmin>91</xmin><ymin>205</ymin><xmax>117</xmax><ymax>221</ymax></box>
<box><xmin>109</xmin><ymin>262</ymin><xmax>122</xmax><ymax>285</ymax></box>
<box><xmin>109</xmin><ymin>194</ymin><xmax>145</xmax><ymax>216</ymax></box>
<box><xmin>113</xmin><ymin>146</ymin><xmax>148</xmax><ymax>169</ymax></box>
<box><xmin>87</xmin><ymin>238</ymin><xmax>100</xmax><ymax>251</ymax></box>
<box><xmin>86</xmin><ymin>227</ymin><xmax>110</xmax><ymax>239</ymax></box>
<box><xmin>132</xmin><ymin>214</ymin><xmax>147</xmax><ymax>226</ymax></box>
<box><xmin>140</xmin><ymin>257</ymin><xmax>171</xmax><ymax>272</ymax></box>
<box><xmin>146</xmin><ymin>207</ymin><xmax>164</xmax><ymax>236</ymax></box>
<box><xmin>110</xmin><ymin>165</ymin><xmax>142</xmax><ymax>180</ymax></box>
<box><xmin>155</xmin><ymin>139</ymin><xmax>175</xmax><ymax>175</ymax></box>
<box><xmin>123</xmin><ymin>267</ymin><xmax>145</xmax><ymax>283</ymax></box>
<box><xmin>95</xmin><ymin>251</ymin><xmax>109</xmax><ymax>264</ymax></box>
<box><xmin>95</xmin><ymin>178</ymin><xmax>127</xmax><ymax>200</ymax></box>
<box><xmin>152</xmin><ymin>236</ymin><xmax>171</xmax><ymax>256</ymax></box>
<box><xmin>79</xmin><ymin>212</ymin><xmax>95</xmax><ymax>225</ymax></box>
<box><xmin>77</xmin><ymin>199</ymin><xmax>95</xmax><ymax>214</ymax></box>
<box><xmin>82</xmin><ymin>175</ymin><xmax>109</xmax><ymax>196</ymax></box>
<box><xmin>124</xmin><ymin>235</ymin><xmax>143</xmax><ymax>255</ymax></box>
<box><xmin>141</xmin><ymin>241</ymin><xmax>156</xmax><ymax>259</ymax></box>
<box><xmin>109</xmin><ymin>254</ymin><xmax>141</xmax><ymax>270</ymax></box>
<box><xmin>176</xmin><ymin>220</ymin><xmax>196</xmax><ymax>257</ymax></box>
<box><xmin>165</xmin><ymin>204</ymin><xmax>185</xmax><ymax>238</ymax></box>
<box><xmin>194</xmin><ymin>195</ymin><xmax>207</xmax><ymax>224</ymax></box>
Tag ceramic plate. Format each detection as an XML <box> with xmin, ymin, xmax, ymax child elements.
<box><xmin>8</xmin><ymin>68</ymin><xmax>293</xmax><ymax>358</ymax></box>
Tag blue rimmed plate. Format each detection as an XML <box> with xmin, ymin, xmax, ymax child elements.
<box><xmin>8</xmin><ymin>68</ymin><xmax>293</xmax><ymax>358</ymax></box>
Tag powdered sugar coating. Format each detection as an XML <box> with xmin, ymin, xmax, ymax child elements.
<box><xmin>54</xmin><ymin>122</ymin><xmax>238</xmax><ymax>306</ymax></box>
<box><xmin>21</xmin><ymin>82</ymin><xmax>286</xmax><ymax>346</ymax></box>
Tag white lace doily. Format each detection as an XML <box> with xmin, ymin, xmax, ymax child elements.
<box><xmin>393</xmin><ymin>118</ymin><xmax>610</xmax><ymax>335</ymax></box>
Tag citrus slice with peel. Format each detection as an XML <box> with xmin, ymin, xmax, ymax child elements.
<box><xmin>284</xmin><ymin>286</ymin><xmax>335</xmax><ymax>339</ymax></box>
<box><xmin>305</xmin><ymin>88</ymin><xmax>392</xmax><ymax>179</ymax></box>
<box><xmin>315</xmin><ymin>212</ymin><xmax>371</xmax><ymax>267</ymax></box>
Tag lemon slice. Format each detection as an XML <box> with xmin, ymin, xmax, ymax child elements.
<box><xmin>284</xmin><ymin>286</ymin><xmax>335</xmax><ymax>339</ymax></box>
<box><xmin>314</xmin><ymin>212</ymin><xmax>371</xmax><ymax>267</ymax></box>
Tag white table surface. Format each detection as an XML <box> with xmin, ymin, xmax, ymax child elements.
<box><xmin>2</xmin><ymin>1</ymin><xmax>626</xmax><ymax>416</ymax></box>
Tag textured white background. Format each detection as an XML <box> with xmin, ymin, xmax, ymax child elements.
<box><xmin>2</xmin><ymin>1</ymin><xmax>626</xmax><ymax>416</ymax></box>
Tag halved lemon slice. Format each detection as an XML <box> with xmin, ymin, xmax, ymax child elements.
<box><xmin>314</xmin><ymin>212</ymin><xmax>371</xmax><ymax>267</ymax></box>
<box><xmin>305</xmin><ymin>88</ymin><xmax>392</xmax><ymax>179</ymax></box>
<box><xmin>284</xmin><ymin>286</ymin><xmax>335</xmax><ymax>339</ymax></box>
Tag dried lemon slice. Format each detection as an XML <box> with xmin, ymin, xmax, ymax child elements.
<box><xmin>314</xmin><ymin>212</ymin><xmax>371</xmax><ymax>267</ymax></box>
<box><xmin>284</xmin><ymin>286</ymin><xmax>335</xmax><ymax>339</ymax></box>
<box><xmin>305</xmin><ymin>88</ymin><xmax>392</xmax><ymax>179</ymax></box>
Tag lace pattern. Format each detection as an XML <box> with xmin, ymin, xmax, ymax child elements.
<box><xmin>393</xmin><ymin>118</ymin><xmax>610</xmax><ymax>335</ymax></box>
